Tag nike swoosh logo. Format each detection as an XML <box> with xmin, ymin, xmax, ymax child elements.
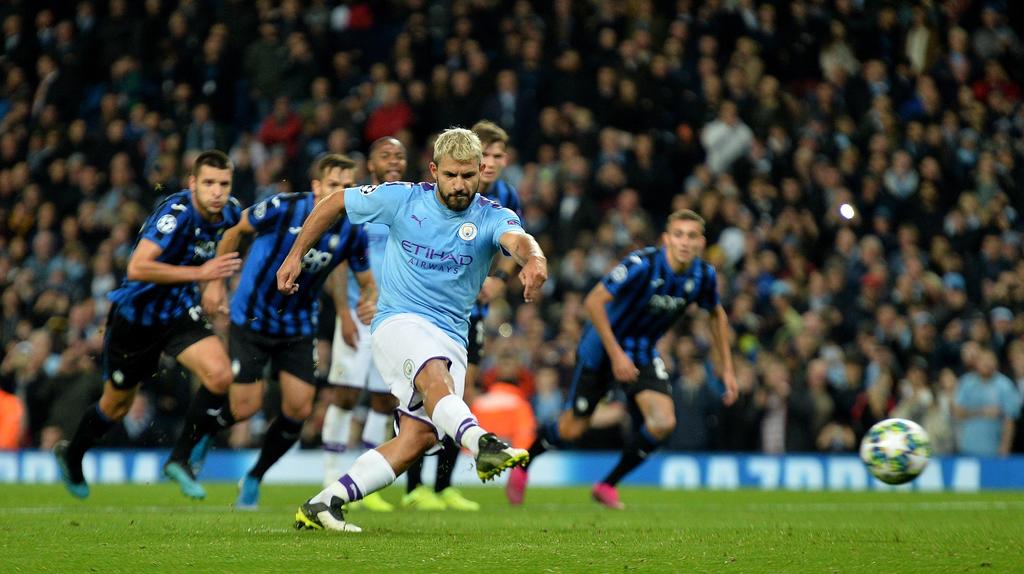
<box><xmin>289</xmin><ymin>227</ymin><xmax>303</xmax><ymax>235</ymax></box>
<box><xmin>205</xmin><ymin>408</ymin><xmax>223</xmax><ymax>417</ymax></box>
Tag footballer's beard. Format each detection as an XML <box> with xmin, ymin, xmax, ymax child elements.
<box><xmin>443</xmin><ymin>190</ymin><xmax>474</xmax><ymax>211</ymax></box>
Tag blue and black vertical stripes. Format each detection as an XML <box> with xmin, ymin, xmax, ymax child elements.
<box><xmin>577</xmin><ymin>247</ymin><xmax>720</xmax><ymax>368</ymax></box>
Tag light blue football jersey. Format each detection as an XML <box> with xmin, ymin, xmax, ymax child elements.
<box><xmin>345</xmin><ymin>221</ymin><xmax>388</xmax><ymax>307</ymax></box>
<box><xmin>343</xmin><ymin>181</ymin><xmax>525</xmax><ymax>346</ymax></box>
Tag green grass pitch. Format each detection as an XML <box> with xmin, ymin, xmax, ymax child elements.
<box><xmin>1</xmin><ymin>485</ymin><xmax>1022</xmax><ymax>573</ymax></box>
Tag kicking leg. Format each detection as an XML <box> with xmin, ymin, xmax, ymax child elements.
<box><xmin>417</xmin><ymin>359</ymin><xmax>526</xmax><ymax>481</ymax></box>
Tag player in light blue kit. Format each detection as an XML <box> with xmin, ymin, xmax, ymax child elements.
<box><xmin>279</xmin><ymin>128</ymin><xmax>548</xmax><ymax>532</ymax></box>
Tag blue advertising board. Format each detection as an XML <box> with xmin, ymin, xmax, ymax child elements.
<box><xmin>3</xmin><ymin>450</ymin><xmax>1023</xmax><ymax>491</ymax></box>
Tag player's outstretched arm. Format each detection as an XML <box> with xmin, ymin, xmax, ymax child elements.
<box><xmin>498</xmin><ymin>232</ymin><xmax>547</xmax><ymax>303</ymax></box>
<box><xmin>127</xmin><ymin>238</ymin><xmax>241</xmax><ymax>285</ymax></box>
<box><xmin>202</xmin><ymin>211</ymin><xmax>256</xmax><ymax>316</ymax></box>
<box><xmin>277</xmin><ymin>190</ymin><xmax>345</xmax><ymax>294</ymax></box>
<box><xmin>584</xmin><ymin>283</ymin><xmax>638</xmax><ymax>383</ymax></box>
<box><xmin>708</xmin><ymin>304</ymin><xmax>738</xmax><ymax>406</ymax></box>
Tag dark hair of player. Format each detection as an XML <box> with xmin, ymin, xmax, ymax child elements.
<box><xmin>316</xmin><ymin>154</ymin><xmax>356</xmax><ymax>180</ymax></box>
<box><xmin>192</xmin><ymin>149</ymin><xmax>233</xmax><ymax>175</ymax></box>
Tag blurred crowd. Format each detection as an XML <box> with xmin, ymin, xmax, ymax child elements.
<box><xmin>1</xmin><ymin>0</ymin><xmax>1023</xmax><ymax>457</ymax></box>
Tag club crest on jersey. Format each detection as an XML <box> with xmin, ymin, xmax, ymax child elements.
<box><xmin>458</xmin><ymin>222</ymin><xmax>478</xmax><ymax>241</ymax></box>
<box><xmin>610</xmin><ymin>264</ymin><xmax>628</xmax><ymax>283</ymax></box>
<box><xmin>156</xmin><ymin>214</ymin><xmax>177</xmax><ymax>234</ymax></box>
<box><xmin>684</xmin><ymin>279</ymin><xmax>695</xmax><ymax>294</ymax></box>
<box><xmin>403</xmin><ymin>359</ymin><xmax>414</xmax><ymax>380</ymax></box>
<box><xmin>253</xmin><ymin>201</ymin><xmax>267</xmax><ymax>219</ymax></box>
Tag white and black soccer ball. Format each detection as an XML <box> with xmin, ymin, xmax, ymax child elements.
<box><xmin>859</xmin><ymin>418</ymin><xmax>933</xmax><ymax>485</ymax></box>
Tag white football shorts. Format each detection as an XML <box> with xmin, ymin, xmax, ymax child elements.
<box><xmin>327</xmin><ymin>308</ymin><xmax>388</xmax><ymax>393</ymax></box>
<box><xmin>371</xmin><ymin>313</ymin><xmax>468</xmax><ymax>438</ymax></box>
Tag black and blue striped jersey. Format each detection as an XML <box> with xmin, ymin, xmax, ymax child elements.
<box><xmin>108</xmin><ymin>190</ymin><xmax>242</xmax><ymax>326</ymax></box>
<box><xmin>577</xmin><ymin>247</ymin><xmax>720</xmax><ymax>368</ymax></box>
<box><xmin>230</xmin><ymin>192</ymin><xmax>369</xmax><ymax>338</ymax></box>
<box><xmin>470</xmin><ymin>179</ymin><xmax>522</xmax><ymax>322</ymax></box>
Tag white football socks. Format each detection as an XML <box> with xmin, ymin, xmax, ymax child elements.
<box><xmin>315</xmin><ymin>448</ymin><xmax>396</xmax><ymax>505</ymax></box>
<box><xmin>362</xmin><ymin>409</ymin><xmax>390</xmax><ymax>448</ymax></box>
<box><xmin>322</xmin><ymin>405</ymin><xmax>352</xmax><ymax>485</ymax></box>
<box><xmin>430</xmin><ymin>394</ymin><xmax>486</xmax><ymax>455</ymax></box>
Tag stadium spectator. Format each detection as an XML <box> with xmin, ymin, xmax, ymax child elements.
<box><xmin>0</xmin><ymin>382</ymin><xmax>24</xmax><ymax>448</ymax></box>
<box><xmin>0</xmin><ymin>0</ymin><xmax>1019</xmax><ymax>459</ymax></box>
<box><xmin>954</xmin><ymin>348</ymin><xmax>1021</xmax><ymax>457</ymax></box>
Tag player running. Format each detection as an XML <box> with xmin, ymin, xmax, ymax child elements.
<box><xmin>54</xmin><ymin>151</ymin><xmax>242</xmax><ymax>499</ymax></box>
<box><xmin>507</xmin><ymin>210</ymin><xmax>738</xmax><ymax>509</ymax></box>
<box><xmin>279</xmin><ymin>128</ymin><xmax>548</xmax><ymax>532</ymax></box>
<box><xmin>319</xmin><ymin>138</ymin><xmax>404</xmax><ymax>513</ymax></box>
<box><xmin>402</xmin><ymin>120</ymin><xmax>522</xmax><ymax>512</ymax></box>
<box><xmin>185</xmin><ymin>154</ymin><xmax>376</xmax><ymax>508</ymax></box>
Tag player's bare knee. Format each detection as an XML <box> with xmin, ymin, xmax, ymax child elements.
<box><xmin>414</xmin><ymin>359</ymin><xmax>453</xmax><ymax>396</ymax></box>
<box><xmin>106</xmin><ymin>401</ymin><xmax>132</xmax><ymax>421</ymax></box>
<box><xmin>282</xmin><ymin>400</ymin><xmax>312</xmax><ymax>421</ymax></box>
<box><xmin>646</xmin><ymin>412</ymin><xmax>676</xmax><ymax>440</ymax></box>
<box><xmin>558</xmin><ymin>416</ymin><xmax>588</xmax><ymax>441</ymax></box>
<box><xmin>200</xmin><ymin>367</ymin><xmax>233</xmax><ymax>394</ymax></box>
<box><xmin>232</xmin><ymin>398</ymin><xmax>261</xmax><ymax>421</ymax></box>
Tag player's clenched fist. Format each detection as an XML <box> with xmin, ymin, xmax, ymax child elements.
<box><xmin>198</xmin><ymin>252</ymin><xmax>242</xmax><ymax>281</ymax></box>
<box><xmin>519</xmin><ymin>256</ymin><xmax>548</xmax><ymax>303</ymax></box>
<box><xmin>276</xmin><ymin>255</ymin><xmax>301</xmax><ymax>294</ymax></box>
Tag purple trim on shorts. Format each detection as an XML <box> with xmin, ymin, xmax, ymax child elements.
<box><xmin>361</xmin><ymin>440</ymin><xmax>378</xmax><ymax>449</ymax></box>
<box><xmin>408</xmin><ymin>356</ymin><xmax>451</xmax><ymax>411</ymax></box>
<box><xmin>338</xmin><ymin>474</ymin><xmax>363</xmax><ymax>502</ymax></box>
<box><xmin>394</xmin><ymin>408</ymin><xmax>442</xmax><ymax>440</ymax></box>
<box><xmin>454</xmin><ymin>417</ymin><xmax>479</xmax><ymax>445</ymax></box>
<box><xmin>413</xmin><ymin>356</ymin><xmax>452</xmax><ymax>384</ymax></box>
<box><xmin>323</xmin><ymin>442</ymin><xmax>347</xmax><ymax>454</ymax></box>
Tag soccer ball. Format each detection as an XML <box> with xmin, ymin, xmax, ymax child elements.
<box><xmin>859</xmin><ymin>418</ymin><xmax>933</xmax><ymax>485</ymax></box>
